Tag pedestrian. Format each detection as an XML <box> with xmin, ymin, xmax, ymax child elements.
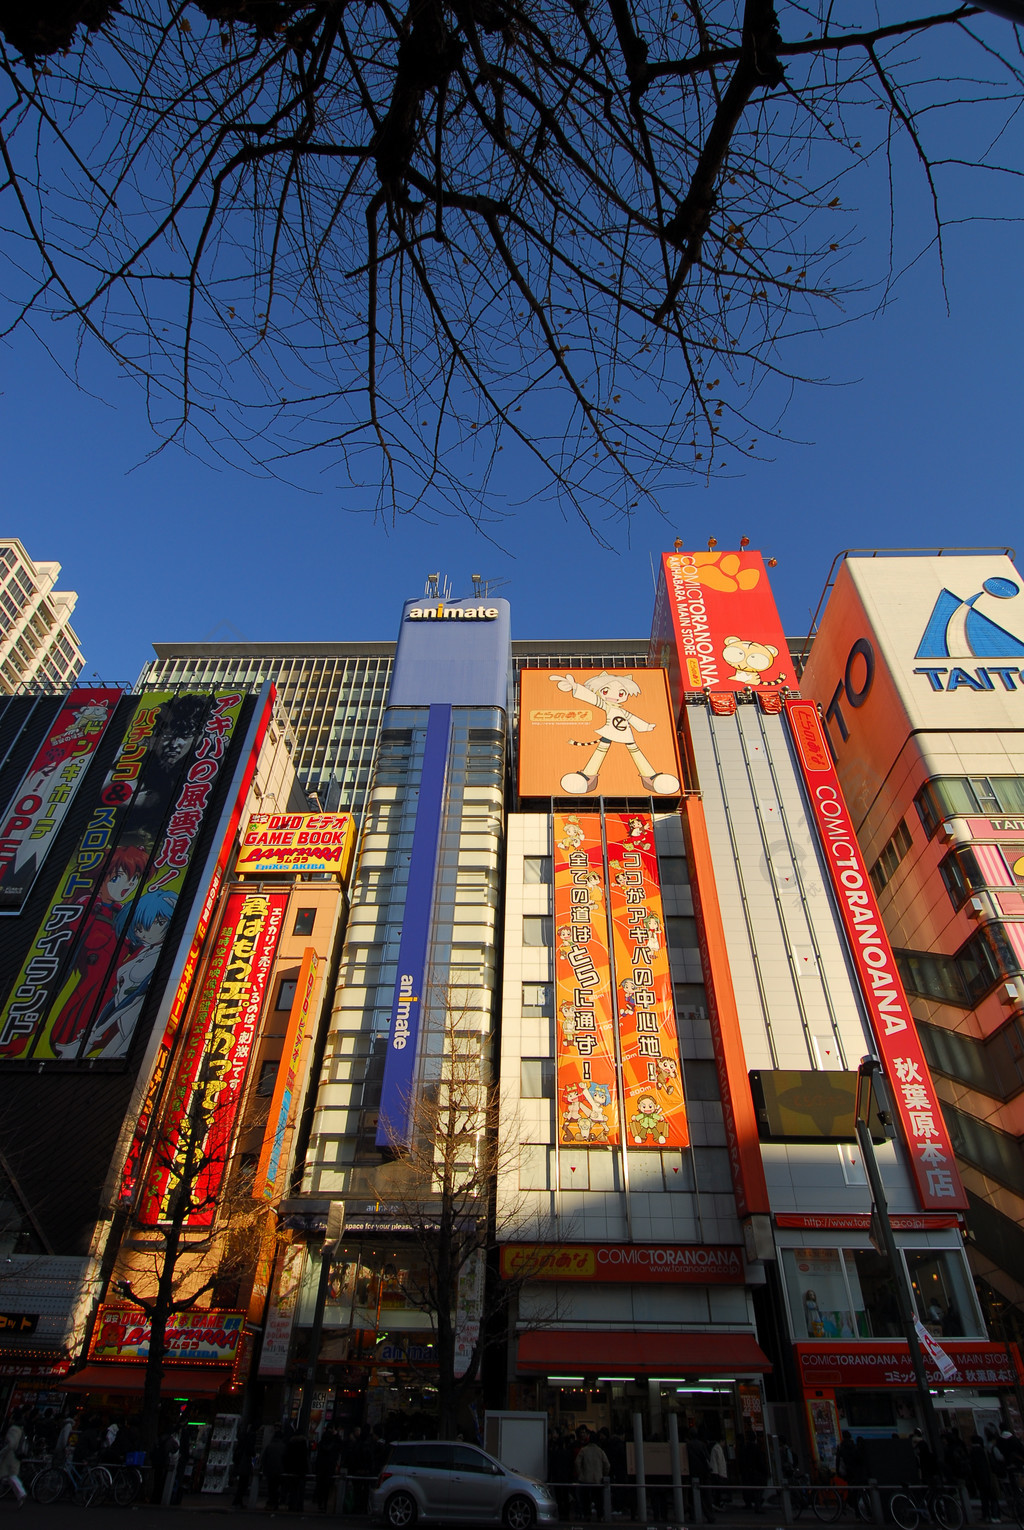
<box><xmin>284</xmin><ymin>1429</ymin><xmax>309</xmax><ymax>1512</ymax></box>
<box><xmin>969</xmin><ymin>1433</ymin><xmax>999</xmax><ymax>1523</ymax></box>
<box><xmin>262</xmin><ymin>1428</ymin><xmax>287</xmax><ymax>1511</ymax></box>
<box><xmin>232</xmin><ymin>1423</ymin><xmax>260</xmax><ymax>1508</ymax></box>
<box><xmin>709</xmin><ymin>1435</ymin><xmax>729</xmax><ymax>1514</ymax></box>
<box><xmin>315</xmin><ymin>1423</ymin><xmax>343</xmax><ymax>1513</ymax></box>
<box><xmin>0</xmin><ymin>1408</ymin><xmax>27</xmax><ymax>1507</ymax></box>
<box><xmin>574</xmin><ymin>1430</ymin><xmax>610</xmax><ymax>1521</ymax></box>
<box><xmin>739</xmin><ymin>1428</ymin><xmax>767</xmax><ymax>1513</ymax></box>
<box><xmin>686</xmin><ymin>1431</ymin><xmax>715</xmax><ymax>1524</ymax></box>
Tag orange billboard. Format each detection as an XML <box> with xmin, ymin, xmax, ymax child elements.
<box><xmin>554</xmin><ymin>814</ymin><xmax>620</xmax><ymax>1145</ymax></box>
<box><xmin>606</xmin><ymin>813</ymin><xmax>688</xmax><ymax>1148</ymax></box>
<box><xmin>650</xmin><ymin>549</ymin><xmax>791</xmax><ymax>702</ymax></box>
<box><xmin>519</xmin><ymin>669</ymin><xmax>681</xmax><ymax>798</ymax></box>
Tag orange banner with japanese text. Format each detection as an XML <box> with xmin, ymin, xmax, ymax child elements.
<box><xmin>606</xmin><ymin>813</ymin><xmax>689</xmax><ymax>1148</ymax></box>
<box><xmin>554</xmin><ymin>814</ymin><xmax>619</xmax><ymax>1146</ymax></box>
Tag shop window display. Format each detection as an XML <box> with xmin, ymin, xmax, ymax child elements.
<box><xmin>782</xmin><ymin>1245</ymin><xmax>982</xmax><ymax>1341</ymax></box>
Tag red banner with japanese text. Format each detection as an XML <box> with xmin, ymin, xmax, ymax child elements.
<box><xmin>0</xmin><ymin>686</ymin><xmax>121</xmax><ymax>914</ymax></box>
<box><xmin>605</xmin><ymin>813</ymin><xmax>688</xmax><ymax>1148</ymax></box>
<box><xmin>137</xmin><ymin>889</ymin><xmax>286</xmax><ymax>1225</ymax></box>
<box><xmin>786</xmin><ymin>699</ymin><xmax>967</xmax><ymax>1211</ymax></box>
<box><xmin>554</xmin><ymin>814</ymin><xmax>619</xmax><ymax>1145</ymax></box>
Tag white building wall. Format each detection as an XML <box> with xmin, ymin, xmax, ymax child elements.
<box><xmin>687</xmin><ymin>701</ymin><xmax>921</xmax><ymax>1215</ymax></box>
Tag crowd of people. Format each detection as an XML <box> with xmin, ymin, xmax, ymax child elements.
<box><xmin>832</xmin><ymin>1422</ymin><xmax>1024</xmax><ymax>1519</ymax></box>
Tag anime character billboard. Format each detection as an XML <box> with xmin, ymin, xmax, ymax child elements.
<box><xmin>0</xmin><ymin>690</ymin><xmax>245</xmax><ymax>1065</ymax></box>
<box><xmin>649</xmin><ymin>549</ymin><xmax>791</xmax><ymax>704</ymax></box>
<box><xmin>519</xmin><ymin>668</ymin><xmax>681</xmax><ymax>798</ymax></box>
<box><xmin>0</xmin><ymin>687</ymin><xmax>121</xmax><ymax>913</ymax></box>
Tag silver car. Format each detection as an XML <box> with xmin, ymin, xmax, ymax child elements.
<box><xmin>371</xmin><ymin>1440</ymin><xmax>558</xmax><ymax>1530</ymax></box>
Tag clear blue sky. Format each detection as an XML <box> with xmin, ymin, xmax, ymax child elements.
<box><xmin>5</xmin><ymin>55</ymin><xmax>1021</xmax><ymax>684</ymax></box>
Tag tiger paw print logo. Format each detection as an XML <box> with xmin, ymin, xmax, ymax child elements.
<box><xmin>691</xmin><ymin>550</ymin><xmax>761</xmax><ymax>593</ymax></box>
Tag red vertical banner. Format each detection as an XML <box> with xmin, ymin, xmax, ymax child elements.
<box><xmin>785</xmin><ymin>699</ymin><xmax>968</xmax><ymax>1212</ymax></box>
<box><xmin>553</xmin><ymin>814</ymin><xmax>619</xmax><ymax>1145</ymax></box>
<box><xmin>606</xmin><ymin>813</ymin><xmax>689</xmax><ymax>1148</ymax></box>
<box><xmin>137</xmin><ymin>889</ymin><xmax>286</xmax><ymax>1225</ymax></box>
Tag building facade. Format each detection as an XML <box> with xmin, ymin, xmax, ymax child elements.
<box><xmin>800</xmin><ymin>550</ymin><xmax>1024</xmax><ymax>1352</ymax></box>
<box><xmin>0</xmin><ymin>539</ymin><xmax>83</xmax><ymax>694</ymax></box>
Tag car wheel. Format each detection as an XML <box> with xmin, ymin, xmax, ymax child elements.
<box><xmin>385</xmin><ymin>1490</ymin><xmax>418</xmax><ymax>1528</ymax></box>
<box><xmin>503</xmin><ymin>1493</ymin><xmax>536</xmax><ymax>1530</ymax></box>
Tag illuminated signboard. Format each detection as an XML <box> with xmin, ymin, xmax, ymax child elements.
<box><xmin>499</xmin><ymin>1242</ymin><xmax>743</xmax><ymax>1284</ymax></box>
<box><xmin>236</xmin><ymin>813</ymin><xmax>354</xmax><ymax>879</ymax></box>
<box><xmin>89</xmin><ymin>1305</ymin><xmax>244</xmax><ymax>1365</ymax></box>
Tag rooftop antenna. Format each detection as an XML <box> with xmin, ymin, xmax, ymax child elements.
<box><xmin>468</xmin><ymin>573</ymin><xmax>510</xmax><ymax>598</ymax></box>
<box><xmin>425</xmin><ymin>572</ymin><xmax>451</xmax><ymax>599</ymax></box>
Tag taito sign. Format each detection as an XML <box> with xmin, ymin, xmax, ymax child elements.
<box><xmin>786</xmin><ymin>699</ymin><xmax>967</xmax><ymax>1211</ymax></box>
<box><xmin>650</xmin><ymin>549</ymin><xmax>791</xmax><ymax>704</ymax></box>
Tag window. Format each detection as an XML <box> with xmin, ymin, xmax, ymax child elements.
<box><xmin>938</xmin><ymin>851</ymin><xmax>973</xmax><ymax>910</ymax></box>
<box><xmin>523</xmin><ymin>915</ymin><xmax>552</xmax><ymax>947</ymax></box>
<box><xmin>783</xmin><ymin>1245</ymin><xmax>982</xmax><ymax>1342</ymax></box>
<box><xmin>276</xmin><ymin>979</ymin><xmax>298</xmax><ymax>1010</ymax></box>
<box><xmin>293</xmin><ymin>908</ymin><xmax>316</xmax><ymax>936</ymax></box>
<box><xmin>868</xmin><ymin>819</ymin><xmax>913</xmax><ymax>894</ymax></box>
<box><xmin>523</xmin><ymin>855</ymin><xmax>552</xmax><ymax>884</ymax></box>
<box><xmin>522</xmin><ymin>982</ymin><xmax>553</xmax><ymax>1018</ymax></box>
<box><xmin>521</xmin><ymin>1059</ymin><xmax>555</xmax><ymax>1098</ymax></box>
<box><xmin>665</xmin><ymin>915</ymin><xmax>697</xmax><ymax>950</ymax></box>
<box><xmin>519</xmin><ymin>1144</ymin><xmax>550</xmax><ymax>1190</ymax></box>
<box><xmin>896</xmin><ymin>924</ymin><xmax>1022</xmax><ymax>1007</ymax></box>
<box><xmin>916</xmin><ymin>776</ymin><xmax>1024</xmax><ymax>836</ymax></box>
<box><xmin>255</xmin><ymin>1060</ymin><xmax>278</xmax><ymax>1097</ymax></box>
<box><xmin>683</xmin><ymin>1059</ymin><xmax>720</xmax><ymax>1100</ymax></box>
<box><xmin>659</xmin><ymin>856</ymin><xmax>688</xmax><ymax>885</ymax></box>
<box><xmin>920</xmin><ymin>1015</ymin><xmax>1024</xmax><ymax>1102</ymax></box>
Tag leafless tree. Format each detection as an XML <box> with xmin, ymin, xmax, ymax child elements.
<box><xmin>372</xmin><ymin>993</ymin><xmax>552</xmax><ymax>1436</ymax></box>
<box><xmin>0</xmin><ymin>4</ymin><xmax>1020</xmax><ymax>533</ymax></box>
<box><xmin>109</xmin><ymin>1082</ymin><xmax>275</xmax><ymax>1454</ymax></box>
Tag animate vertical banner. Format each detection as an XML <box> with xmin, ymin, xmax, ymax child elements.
<box><xmin>785</xmin><ymin>698</ymin><xmax>968</xmax><ymax>1212</ymax></box>
<box><xmin>255</xmin><ymin>947</ymin><xmax>321</xmax><ymax>1202</ymax></box>
<box><xmin>605</xmin><ymin>813</ymin><xmax>689</xmax><ymax>1148</ymax></box>
<box><xmin>554</xmin><ymin>813</ymin><xmax>619</xmax><ymax>1145</ymax></box>
<box><xmin>0</xmin><ymin>687</ymin><xmax>122</xmax><ymax>914</ymax></box>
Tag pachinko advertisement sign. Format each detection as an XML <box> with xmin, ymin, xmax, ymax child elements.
<box><xmin>255</xmin><ymin>947</ymin><xmax>321</xmax><ymax>1202</ymax></box>
<box><xmin>605</xmin><ymin>813</ymin><xmax>688</xmax><ymax>1148</ymax></box>
<box><xmin>786</xmin><ymin>699</ymin><xmax>967</xmax><ymax>1211</ymax></box>
<box><xmin>0</xmin><ymin>690</ymin><xmax>177</xmax><ymax>1062</ymax></box>
<box><xmin>138</xmin><ymin>889</ymin><xmax>286</xmax><ymax>1226</ymax></box>
<box><xmin>0</xmin><ymin>687</ymin><xmax>122</xmax><ymax>914</ymax></box>
<box><xmin>518</xmin><ymin>669</ymin><xmax>681</xmax><ymax>799</ymax></box>
<box><xmin>650</xmin><ymin>549</ymin><xmax>791</xmax><ymax>700</ymax></box>
<box><xmin>236</xmin><ymin>812</ymin><xmax>354</xmax><ymax>880</ymax></box>
<box><xmin>554</xmin><ymin>814</ymin><xmax>619</xmax><ymax>1146</ymax></box>
<box><xmin>89</xmin><ymin>1305</ymin><xmax>244</xmax><ymax>1365</ymax></box>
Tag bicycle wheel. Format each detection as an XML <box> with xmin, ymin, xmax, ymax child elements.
<box><xmin>113</xmin><ymin>1466</ymin><xmax>143</xmax><ymax>1506</ymax></box>
<box><xmin>853</xmin><ymin>1488</ymin><xmax>875</xmax><ymax>1521</ymax></box>
<box><xmin>930</xmin><ymin>1490</ymin><xmax>963</xmax><ymax>1530</ymax></box>
<box><xmin>888</xmin><ymin>1491</ymin><xmax>920</xmax><ymax>1530</ymax></box>
<box><xmin>812</xmin><ymin>1486</ymin><xmax>843</xmax><ymax>1523</ymax></box>
<box><xmin>791</xmin><ymin>1488</ymin><xmax>809</xmax><ymax>1519</ymax></box>
<box><xmin>32</xmin><ymin>1467</ymin><xmax>65</xmax><ymax>1504</ymax></box>
<box><xmin>76</xmin><ymin>1466</ymin><xmax>112</xmax><ymax>1507</ymax></box>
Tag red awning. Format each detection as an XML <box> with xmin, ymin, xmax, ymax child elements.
<box><xmin>517</xmin><ymin>1331</ymin><xmax>770</xmax><ymax>1376</ymax></box>
<box><xmin>63</xmin><ymin>1365</ymin><xmax>231</xmax><ymax>1398</ymax></box>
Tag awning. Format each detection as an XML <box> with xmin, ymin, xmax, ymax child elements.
<box><xmin>63</xmin><ymin>1365</ymin><xmax>232</xmax><ymax>1398</ymax></box>
<box><xmin>517</xmin><ymin>1331</ymin><xmax>771</xmax><ymax>1376</ymax></box>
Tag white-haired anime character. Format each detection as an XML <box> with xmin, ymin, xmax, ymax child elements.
<box><xmin>549</xmin><ymin>672</ymin><xmax>680</xmax><ymax>795</ymax></box>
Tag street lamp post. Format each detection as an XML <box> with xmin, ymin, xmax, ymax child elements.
<box><xmin>854</xmin><ymin>1057</ymin><xmax>944</xmax><ymax>1475</ymax></box>
<box><xmin>296</xmin><ymin>1201</ymin><xmax>345</xmax><ymax>1439</ymax></box>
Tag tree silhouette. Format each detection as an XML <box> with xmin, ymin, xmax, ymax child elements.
<box><xmin>0</xmin><ymin>4</ymin><xmax>1019</xmax><ymax>530</ymax></box>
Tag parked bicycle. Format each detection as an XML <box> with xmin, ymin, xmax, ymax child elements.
<box><xmin>884</xmin><ymin>1483</ymin><xmax>964</xmax><ymax>1530</ymax></box>
<box><xmin>790</xmin><ymin>1472</ymin><xmax>844</xmax><ymax>1523</ymax></box>
<box><xmin>32</xmin><ymin>1457</ymin><xmax>113</xmax><ymax>1507</ymax></box>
